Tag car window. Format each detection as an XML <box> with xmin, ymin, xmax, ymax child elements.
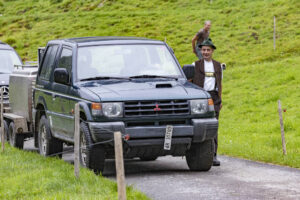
<box><xmin>57</xmin><ymin>48</ymin><xmax>72</xmax><ymax>74</ymax></box>
<box><xmin>39</xmin><ymin>45</ymin><xmax>59</xmax><ymax>80</ymax></box>
<box><xmin>0</xmin><ymin>50</ymin><xmax>22</xmax><ymax>73</ymax></box>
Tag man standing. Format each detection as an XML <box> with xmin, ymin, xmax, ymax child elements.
<box><xmin>192</xmin><ymin>38</ymin><xmax>222</xmax><ymax>166</ymax></box>
<box><xmin>192</xmin><ymin>20</ymin><xmax>211</xmax><ymax>59</ymax></box>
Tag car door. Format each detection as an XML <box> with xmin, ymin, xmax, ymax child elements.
<box><xmin>51</xmin><ymin>46</ymin><xmax>74</xmax><ymax>141</ymax></box>
<box><xmin>35</xmin><ymin>44</ymin><xmax>59</xmax><ymax>131</ymax></box>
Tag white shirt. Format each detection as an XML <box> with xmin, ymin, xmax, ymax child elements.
<box><xmin>203</xmin><ymin>60</ymin><xmax>215</xmax><ymax>91</ymax></box>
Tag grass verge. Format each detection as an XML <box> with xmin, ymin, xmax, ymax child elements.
<box><xmin>0</xmin><ymin>144</ymin><xmax>149</xmax><ymax>200</ymax></box>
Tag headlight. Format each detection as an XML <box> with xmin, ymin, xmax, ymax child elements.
<box><xmin>102</xmin><ymin>102</ymin><xmax>123</xmax><ymax>117</ymax></box>
<box><xmin>190</xmin><ymin>99</ymin><xmax>214</xmax><ymax>114</ymax></box>
<box><xmin>91</xmin><ymin>102</ymin><xmax>123</xmax><ymax>117</ymax></box>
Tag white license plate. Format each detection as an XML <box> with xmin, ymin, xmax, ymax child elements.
<box><xmin>164</xmin><ymin>125</ymin><xmax>173</xmax><ymax>150</ymax></box>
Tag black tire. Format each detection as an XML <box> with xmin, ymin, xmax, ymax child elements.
<box><xmin>38</xmin><ymin>115</ymin><xmax>63</xmax><ymax>158</ymax></box>
<box><xmin>8</xmin><ymin>122</ymin><xmax>24</xmax><ymax>149</ymax></box>
<box><xmin>139</xmin><ymin>155</ymin><xmax>158</xmax><ymax>161</ymax></box>
<box><xmin>80</xmin><ymin>122</ymin><xmax>105</xmax><ymax>174</ymax></box>
<box><xmin>186</xmin><ymin>139</ymin><xmax>214</xmax><ymax>171</ymax></box>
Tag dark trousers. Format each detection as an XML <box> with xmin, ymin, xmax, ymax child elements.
<box><xmin>208</xmin><ymin>91</ymin><xmax>221</xmax><ymax>156</ymax></box>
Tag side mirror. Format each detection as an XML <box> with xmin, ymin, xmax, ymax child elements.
<box><xmin>54</xmin><ymin>68</ymin><xmax>70</xmax><ymax>85</ymax></box>
<box><xmin>182</xmin><ymin>64</ymin><xmax>195</xmax><ymax>80</ymax></box>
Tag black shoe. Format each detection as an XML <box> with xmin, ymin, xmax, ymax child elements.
<box><xmin>213</xmin><ymin>156</ymin><xmax>220</xmax><ymax>166</ymax></box>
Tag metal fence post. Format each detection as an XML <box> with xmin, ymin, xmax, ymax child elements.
<box><xmin>278</xmin><ymin>100</ymin><xmax>286</xmax><ymax>155</ymax></box>
<box><xmin>74</xmin><ymin>103</ymin><xmax>80</xmax><ymax>177</ymax></box>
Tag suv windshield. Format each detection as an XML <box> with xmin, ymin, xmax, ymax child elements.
<box><xmin>0</xmin><ymin>50</ymin><xmax>22</xmax><ymax>73</ymax></box>
<box><xmin>77</xmin><ymin>44</ymin><xmax>182</xmax><ymax>80</ymax></box>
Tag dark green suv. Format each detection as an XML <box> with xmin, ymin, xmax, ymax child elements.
<box><xmin>33</xmin><ymin>37</ymin><xmax>218</xmax><ymax>173</ymax></box>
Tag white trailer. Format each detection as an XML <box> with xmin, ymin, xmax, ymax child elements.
<box><xmin>3</xmin><ymin>65</ymin><xmax>38</xmax><ymax>148</ymax></box>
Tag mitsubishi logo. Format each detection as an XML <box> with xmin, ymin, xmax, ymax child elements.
<box><xmin>154</xmin><ymin>104</ymin><xmax>161</xmax><ymax>111</ymax></box>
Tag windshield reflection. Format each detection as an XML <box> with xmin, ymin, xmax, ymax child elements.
<box><xmin>77</xmin><ymin>44</ymin><xmax>182</xmax><ymax>80</ymax></box>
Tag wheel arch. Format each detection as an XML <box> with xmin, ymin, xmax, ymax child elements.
<box><xmin>34</xmin><ymin>103</ymin><xmax>46</xmax><ymax>147</ymax></box>
<box><xmin>78</xmin><ymin>101</ymin><xmax>93</xmax><ymax>121</ymax></box>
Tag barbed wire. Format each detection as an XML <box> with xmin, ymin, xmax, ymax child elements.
<box><xmin>48</xmin><ymin>138</ymin><xmax>115</xmax><ymax>157</ymax></box>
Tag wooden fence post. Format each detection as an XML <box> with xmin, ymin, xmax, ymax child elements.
<box><xmin>114</xmin><ymin>131</ymin><xmax>126</xmax><ymax>200</ymax></box>
<box><xmin>278</xmin><ymin>100</ymin><xmax>286</xmax><ymax>155</ymax></box>
<box><xmin>74</xmin><ymin>103</ymin><xmax>80</xmax><ymax>178</ymax></box>
<box><xmin>1</xmin><ymin>88</ymin><xmax>4</xmax><ymax>152</ymax></box>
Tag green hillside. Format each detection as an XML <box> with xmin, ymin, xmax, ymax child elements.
<box><xmin>0</xmin><ymin>0</ymin><xmax>299</xmax><ymax>168</ymax></box>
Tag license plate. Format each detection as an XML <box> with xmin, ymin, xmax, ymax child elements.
<box><xmin>164</xmin><ymin>125</ymin><xmax>173</xmax><ymax>150</ymax></box>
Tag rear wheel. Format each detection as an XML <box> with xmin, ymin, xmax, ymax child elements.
<box><xmin>8</xmin><ymin>122</ymin><xmax>24</xmax><ymax>149</ymax></box>
<box><xmin>38</xmin><ymin>116</ymin><xmax>63</xmax><ymax>158</ymax></box>
<box><xmin>80</xmin><ymin>122</ymin><xmax>105</xmax><ymax>174</ymax></box>
<box><xmin>186</xmin><ymin>139</ymin><xmax>214</xmax><ymax>171</ymax></box>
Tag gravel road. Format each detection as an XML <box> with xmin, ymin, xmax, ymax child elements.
<box><xmin>24</xmin><ymin>139</ymin><xmax>300</xmax><ymax>200</ymax></box>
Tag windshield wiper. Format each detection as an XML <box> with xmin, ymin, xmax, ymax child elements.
<box><xmin>80</xmin><ymin>76</ymin><xmax>130</xmax><ymax>81</ymax></box>
<box><xmin>129</xmin><ymin>75</ymin><xmax>178</xmax><ymax>80</ymax></box>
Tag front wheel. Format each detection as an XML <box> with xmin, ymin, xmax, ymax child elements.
<box><xmin>186</xmin><ymin>139</ymin><xmax>214</xmax><ymax>171</ymax></box>
<box><xmin>8</xmin><ymin>122</ymin><xmax>24</xmax><ymax>149</ymax></box>
<box><xmin>80</xmin><ymin>122</ymin><xmax>105</xmax><ymax>174</ymax></box>
<box><xmin>38</xmin><ymin>116</ymin><xmax>63</xmax><ymax>158</ymax></box>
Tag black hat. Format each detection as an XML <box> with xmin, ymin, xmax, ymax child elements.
<box><xmin>199</xmin><ymin>38</ymin><xmax>216</xmax><ymax>49</ymax></box>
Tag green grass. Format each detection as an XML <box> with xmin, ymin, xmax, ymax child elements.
<box><xmin>0</xmin><ymin>145</ymin><xmax>149</xmax><ymax>200</ymax></box>
<box><xmin>0</xmin><ymin>0</ymin><xmax>299</xmax><ymax>176</ymax></box>
<box><xmin>220</xmin><ymin>55</ymin><xmax>300</xmax><ymax>167</ymax></box>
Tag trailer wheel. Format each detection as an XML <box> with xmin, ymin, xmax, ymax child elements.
<box><xmin>0</xmin><ymin>120</ymin><xmax>9</xmax><ymax>142</ymax></box>
<box><xmin>80</xmin><ymin>122</ymin><xmax>105</xmax><ymax>174</ymax></box>
<box><xmin>186</xmin><ymin>139</ymin><xmax>214</xmax><ymax>171</ymax></box>
<box><xmin>4</xmin><ymin>120</ymin><xmax>8</xmax><ymax>141</ymax></box>
<box><xmin>38</xmin><ymin>115</ymin><xmax>63</xmax><ymax>158</ymax></box>
<box><xmin>8</xmin><ymin>122</ymin><xmax>24</xmax><ymax>149</ymax></box>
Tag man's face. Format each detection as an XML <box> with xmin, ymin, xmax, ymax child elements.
<box><xmin>204</xmin><ymin>23</ymin><xmax>211</xmax><ymax>31</ymax></box>
<box><xmin>201</xmin><ymin>46</ymin><xmax>214</xmax><ymax>61</ymax></box>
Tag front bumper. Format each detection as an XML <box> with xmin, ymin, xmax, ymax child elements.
<box><xmin>88</xmin><ymin>118</ymin><xmax>218</xmax><ymax>145</ymax></box>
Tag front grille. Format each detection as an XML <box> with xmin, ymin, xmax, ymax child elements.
<box><xmin>126</xmin><ymin>119</ymin><xmax>190</xmax><ymax>127</ymax></box>
<box><xmin>124</xmin><ymin>100</ymin><xmax>189</xmax><ymax>117</ymax></box>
